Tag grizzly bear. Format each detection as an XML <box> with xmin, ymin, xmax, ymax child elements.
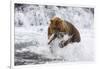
<box><xmin>48</xmin><ymin>16</ymin><xmax>81</xmax><ymax>48</ymax></box>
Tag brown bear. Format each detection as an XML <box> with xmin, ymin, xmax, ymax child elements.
<box><xmin>48</xmin><ymin>16</ymin><xmax>81</xmax><ymax>48</ymax></box>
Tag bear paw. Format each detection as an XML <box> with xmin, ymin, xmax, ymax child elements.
<box><xmin>59</xmin><ymin>40</ymin><xmax>65</xmax><ymax>48</ymax></box>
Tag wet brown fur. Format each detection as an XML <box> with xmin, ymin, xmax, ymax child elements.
<box><xmin>48</xmin><ymin>16</ymin><xmax>81</xmax><ymax>47</ymax></box>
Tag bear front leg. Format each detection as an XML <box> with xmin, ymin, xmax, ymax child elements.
<box><xmin>59</xmin><ymin>38</ymin><xmax>72</xmax><ymax>48</ymax></box>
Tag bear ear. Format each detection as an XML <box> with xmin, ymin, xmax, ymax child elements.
<box><xmin>50</xmin><ymin>19</ymin><xmax>53</xmax><ymax>23</ymax></box>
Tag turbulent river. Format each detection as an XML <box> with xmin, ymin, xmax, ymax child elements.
<box><xmin>14</xmin><ymin>4</ymin><xmax>94</xmax><ymax>65</ymax></box>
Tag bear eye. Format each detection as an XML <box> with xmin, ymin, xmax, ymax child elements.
<box><xmin>52</xmin><ymin>27</ymin><xmax>56</xmax><ymax>29</ymax></box>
